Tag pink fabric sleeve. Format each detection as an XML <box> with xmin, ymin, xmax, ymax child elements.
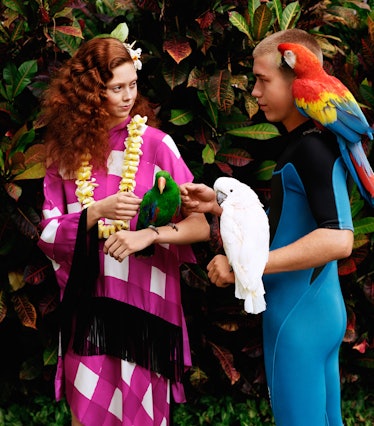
<box><xmin>37</xmin><ymin>164</ymin><xmax>81</xmax><ymax>289</ymax></box>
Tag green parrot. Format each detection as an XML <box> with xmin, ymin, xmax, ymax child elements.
<box><xmin>135</xmin><ymin>170</ymin><xmax>181</xmax><ymax>257</ymax></box>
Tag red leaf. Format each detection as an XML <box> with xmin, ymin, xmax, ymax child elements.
<box><xmin>209</xmin><ymin>341</ymin><xmax>240</xmax><ymax>385</ymax></box>
<box><xmin>363</xmin><ymin>276</ymin><xmax>374</xmax><ymax>304</ymax></box>
<box><xmin>343</xmin><ymin>307</ymin><xmax>357</xmax><ymax>343</ymax></box>
<box><xmin>353</xmin><ymin>340</ymin><xmax>369</xmax><ymax>354</ymax></box>
<box><xmin>209</xmin><ymin>215</ymin><xmax>223</xmax><ymax>252</ymax></box>
<box><xmin>0</xmin><ymin>291</ymin><xmax>7</xmax><ymax>324</ymax></box>
<box><xmin>38</xmin><ymin>292</ymin><xmax>59</xmax><ymax>317</ymax></box>
<box><xmin>201</xmin><ymin>30</ymin><xmax>214</xmax><ymax>55</ymax></box>
<box><xmin>338</xmin><ymin>257</ymin><xmax>357</xmax><ymax>276</ymax></box>
<box><xmin>215</xmin><ymin>161</ymin><xmax>233</xmax><ymax>176</ymax></box>
<box><xmin>163</xmin><ymin>36</ymin><xmax>192</xmax><ymax>64</ymax></box>
<box><xmin>218</xmin><ymin>148</ymin><xmax>253</xmax><ymax>167</ymax></box>
<box><xmin>54</xmin><ymin>25</ymin><xmax>83</xmax><ymax>39</ymax></box>
<box><xmin>24</xmin><ymin>263</ymin><xmax>50</xmax><ymax>286</ymax></box>
<box><xmin>196</xmin><ymin>11</ymin><xmax>215</xmax><ymax>29</ymax></box>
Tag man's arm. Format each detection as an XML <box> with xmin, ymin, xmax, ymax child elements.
<box><xmin>264</xmin><ymin>228</ymin><xmax>353</xmax><ymax>274</ymax></box>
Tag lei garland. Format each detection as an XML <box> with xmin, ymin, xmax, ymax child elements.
<box><xmin>75</xmin><ymin>114</ymin><xmax>147</xmax><ymax>239</ymax></box>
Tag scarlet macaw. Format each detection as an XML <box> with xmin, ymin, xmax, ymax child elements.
<box><xmin>278</xmin><ymin>42</ymin><xmax>374</xmax><ymax>207</ymax></box>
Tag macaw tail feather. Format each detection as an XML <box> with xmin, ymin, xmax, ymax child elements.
<box><xmin>337</xmin><ymin>136</ymin><xmax>374</xmax><ymax>207</ymax></box>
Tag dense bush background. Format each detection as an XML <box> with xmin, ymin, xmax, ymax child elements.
<box><xmin>0</xmin><ymin>0</ymin><xmax>373</xmax><ymax>422</ymax></box>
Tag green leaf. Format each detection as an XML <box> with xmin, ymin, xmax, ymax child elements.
<box><xmin>207</xmin><ymin>70</ymin><xmax>235</xmax><ymax>113</ymax></box>
<box><xmin>243</xmin><ymin>93</ymin><xmax>259</xmax><ymax>119</ymax></box>
<box><xmin>197</xmin><ymin>91</ymin><xmax>218</xmax><ymax>127</ymax></box>
<box><xmin>255</xmin><ymin>160</ymin><xmax>276</xmax><ymax>180</ymax></box>
<box><xmin>43</xmin><ymin>345</ymin><xmax>58</xmax><ymax>366</ymax></box>
<box><xmin>280</xmin><ymin>1</ymin><xmax>301</xmax><ymax>30</ymax></box>
<box><xmin>253</xmin><ymin>4</ymin><xmax>273</xmax><ymax>41</ymax></box>
<box><xmin>52</xmin><ymin>27</ymin><xmax>82</xmax><ymax>56</ymax></box>
<box><xmin>2</xmin><ymin>0</ymin><xmax>27</xmax><ymax>15</ymax></box>
<box><xmin>272</xmin><ymin>0</ymin><xmax>284</xmax><ymax>28</ymax></box>
<box><xmin>0</xmin><ymin>82</ymin><xmax>9</xmax><ymax>101</ymax></box>
<box><xmin>202</xmin><ymin>144</ymin><xmax>215</xmax><ymax>164</ymax></box>
<box><xmin>110</xmin><ymin>22</ymin><xmax>129</xmax><ymax>42</ymax></box>
<box><xmin>14</xmin><ymin>163</ymin><xmax>46</xmax><ymax>180</ymax></box>
<box><xmin>228</xmin><ymin>11</ymin><xmax>252</xmax><ymax>41</ymax></box>
<box><xmin>3</xmin><ymin>62</ymin><xmax>18</xmax><ymax>86</ymax></box>
<box><xmin>9</xmin><ymin>19</ymin><xmax>26</xmax><ymax>43</ymax></box>
<box><xmin>353</xmin><ymin>217</ymin><xmax>374</xmax><ymax>235</ymax></box>
<box><xmin>162</xmin><ymin>60</ymin><xmax>190</xmax><ymax>90</ymax></box>
<box><xmin>11</xmin><ymin>128</ymin><xmax>35</xmax><ymax>153</ymax></box>
<box><xmin>13</xmin><ymin>60</ymin><xmax>38</xmax><ymax>98</ymax></box>
<box><xmin>169</xmin><ymin>109</ymin><xmax>194</xmax><ymax>126</ymax></box>
<box><xmin>226</xmin><ymin>123</ymin><xmax>280</xmax><ymax>139</ymax></box>
<box><xmin>359</xmin><ymin>83</ymin><xmax>374</xmax><ymax>109</ymax></box>
<box><xmin>220</xmin><ymin>112</ymin><xmax>251</xmax><ymax>131</ymax></box>
<box><xmin>248</xmin><ymin>0</ymin><xmax>261</xmax><ymax>25</ymax></box>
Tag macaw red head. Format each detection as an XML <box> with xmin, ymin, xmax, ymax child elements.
<box><xmin>278</xmin><ymin>43</ymin><xmax>322</xmax><ymax>78</ymax></box>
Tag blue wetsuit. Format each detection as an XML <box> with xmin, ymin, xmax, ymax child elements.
<box><xmin>263</xmin><ymin>120</ymin><xmax>353</xmax><ymax>426</ymax></box>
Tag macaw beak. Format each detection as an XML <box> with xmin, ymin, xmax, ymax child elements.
<box><xmin>158</xmin><ymin>176</ymin><xmax>166</xmax><ymax>194</ymax></box>
<box><xmin>216</xmin><ymin>190</ymin><xmax>227</xmax><ymax>206</ymax></box>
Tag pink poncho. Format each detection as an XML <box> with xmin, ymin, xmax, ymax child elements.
<box><xmin>38</xmin><ymin>117</ymin><xmax>196</xmax><ymax>425</ymax></box>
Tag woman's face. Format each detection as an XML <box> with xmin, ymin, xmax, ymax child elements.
<box><xmin>105</xmin><ymin>62</ymin><xmax>138</xmax><ymax>128</ymax></box>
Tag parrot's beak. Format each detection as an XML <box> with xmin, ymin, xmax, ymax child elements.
<box><xmin>216</xmin><ymin>190</ymin><xmax>227</xmax><ymax>206</ymax></box>
<box><xmin>158</xmin><ymin>176</ymin><xmax>166</xmax><ymax>194</ymax></box>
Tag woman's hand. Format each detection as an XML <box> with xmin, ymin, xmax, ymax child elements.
<box><xmin>98</xmin><ymin>192</ymin><xmax>141</xmax><ymax>220</ymax></box>
<box><xmin>103</xmin><ymin>228</ymin><xmax>157</xmax><ymax>262</ymax></box>
<box><xmin>207</xmin><ymin>254</ymin><xmax>235</xmax><ymax>287</ymax></box>
<box><xmin>180</xmin><ymin>183</ymin><xmax>222</xmax><ymax>216</ymax></box>
<box><xmin>87</xmin><ymin>192</ymin><xmax>141</xmax><ymax>229</ymax></box>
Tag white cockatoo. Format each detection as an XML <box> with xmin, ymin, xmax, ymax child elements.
<box><xmin>213</xmin><ymin>177</ymin><xmax>270</xmax><ymax>314</ymax></box>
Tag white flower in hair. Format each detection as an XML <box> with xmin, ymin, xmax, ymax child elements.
<box><xmin>109</xmin><ymin>23</ymin><xmax>142</xmax><ymax>71</ymax></box>
<box><xmin>124</xmin><ymin>42</ymin><xmax>142</xmax><ymax>71</ymax></box>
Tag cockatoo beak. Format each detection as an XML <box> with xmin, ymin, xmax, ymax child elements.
<box><xmin>158</xmin><ymin>176</ymin><xmax>166</xmax><ymax>194</ymax></box>
<box><xmin>216</xmin><ymin>190</ymin><xmax>227</xmax><ymax>206</ymax></box>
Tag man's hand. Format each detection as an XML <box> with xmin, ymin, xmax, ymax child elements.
<box><xmin>180</xmin><ymin>183</ymin><xmax>222</xmax><ymax>216</ymax></box>
<box><xmin>207</xmin><ymin>254</ymin><xmax>235</xmax><ymax>287</ymax></box>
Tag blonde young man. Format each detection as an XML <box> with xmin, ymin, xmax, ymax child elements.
<box><xmin>181</xmin><ymin>29</ymin><xmax>353</xmax><ymax>426</ymax></box>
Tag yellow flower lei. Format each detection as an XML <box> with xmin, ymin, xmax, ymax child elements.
<box><xmin>75</xmin><ymin>114</ymin><xmax>147</xmax><ymax>239</ymax></box>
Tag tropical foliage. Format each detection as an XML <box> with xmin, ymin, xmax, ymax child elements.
<box><xmin>0</xmin><ymin>0</ymin><xmax>373</xmax><ymax>410</ymax></box>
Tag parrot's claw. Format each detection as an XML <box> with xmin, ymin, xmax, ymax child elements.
<box><xmin>148</xmin><ymin>225</ymin><xmax>159</xmax><ymax>234</ymax></box>
<box><xmin>167</xmin><ymin>222</ymin><xmax>178</xmax><ymax>231</ymax></box>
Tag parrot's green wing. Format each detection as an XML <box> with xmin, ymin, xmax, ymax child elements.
<box><xmin>135</xmin><ymin>171</ymin><xmax>181</xmax><ymax>257</ymax></box>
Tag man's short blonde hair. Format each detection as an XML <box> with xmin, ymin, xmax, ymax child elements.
<box><xmin>253</xmin><ymin>29</ymin><xmax>323</xmax><ymax>65</ymax></box>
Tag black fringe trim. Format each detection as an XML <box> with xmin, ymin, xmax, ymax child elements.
<box><xmin>73</xmin><ymin>297</ymin><xmax>184</xmax><ymax>383</ymax></box>
<box><xmin>59</xmin><ymin>209</ymin><xmax>99</xmax><ymax>359</ymax></box>
<box><xmin>58</xmin><ymin>209</ymin><xmax>184</xmax><ymax>383</ymax></box>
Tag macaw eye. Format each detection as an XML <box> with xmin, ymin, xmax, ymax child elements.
<box><xmin>230</xmin><ymin>189</ymin><xmax>233</xmax><ymax>192</ymax></box>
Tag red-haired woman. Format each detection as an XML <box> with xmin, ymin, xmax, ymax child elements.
<box><xmin>38</xmin><ymin>37</ymin><xmax>209</xmax><ymax>426</ymax></box>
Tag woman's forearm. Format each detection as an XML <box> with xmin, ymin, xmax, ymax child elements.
<box><xmin>153</xmin><ymin>212</ymin><xmax>210</xmax><ymax>245</ymax></box>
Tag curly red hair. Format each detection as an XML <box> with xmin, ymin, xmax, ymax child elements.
<box><xmin>42</xmin><ymin>37</ymin><xmax>159</xmax><ymax>174</ymax></box>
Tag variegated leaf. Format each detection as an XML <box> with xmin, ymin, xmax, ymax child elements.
<box><xmin>12</xmin><ymin>293</ymin><xmax>37</xmax><ymax>329</ymax></box>
<box><xmin>163</xmin><ymin>36</ymin><xmax>192</xmax><ymax>64</ymax></box>
<box><xmin>209</xmin><ymin>341</ymin><xmax>240</xmax><ymax>385</ymax></box>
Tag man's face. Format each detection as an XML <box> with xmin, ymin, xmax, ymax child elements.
<box><xmin>252</xmin><ymin>54</ymin><xmax>307</xmax><ymax>132</ymax></box>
